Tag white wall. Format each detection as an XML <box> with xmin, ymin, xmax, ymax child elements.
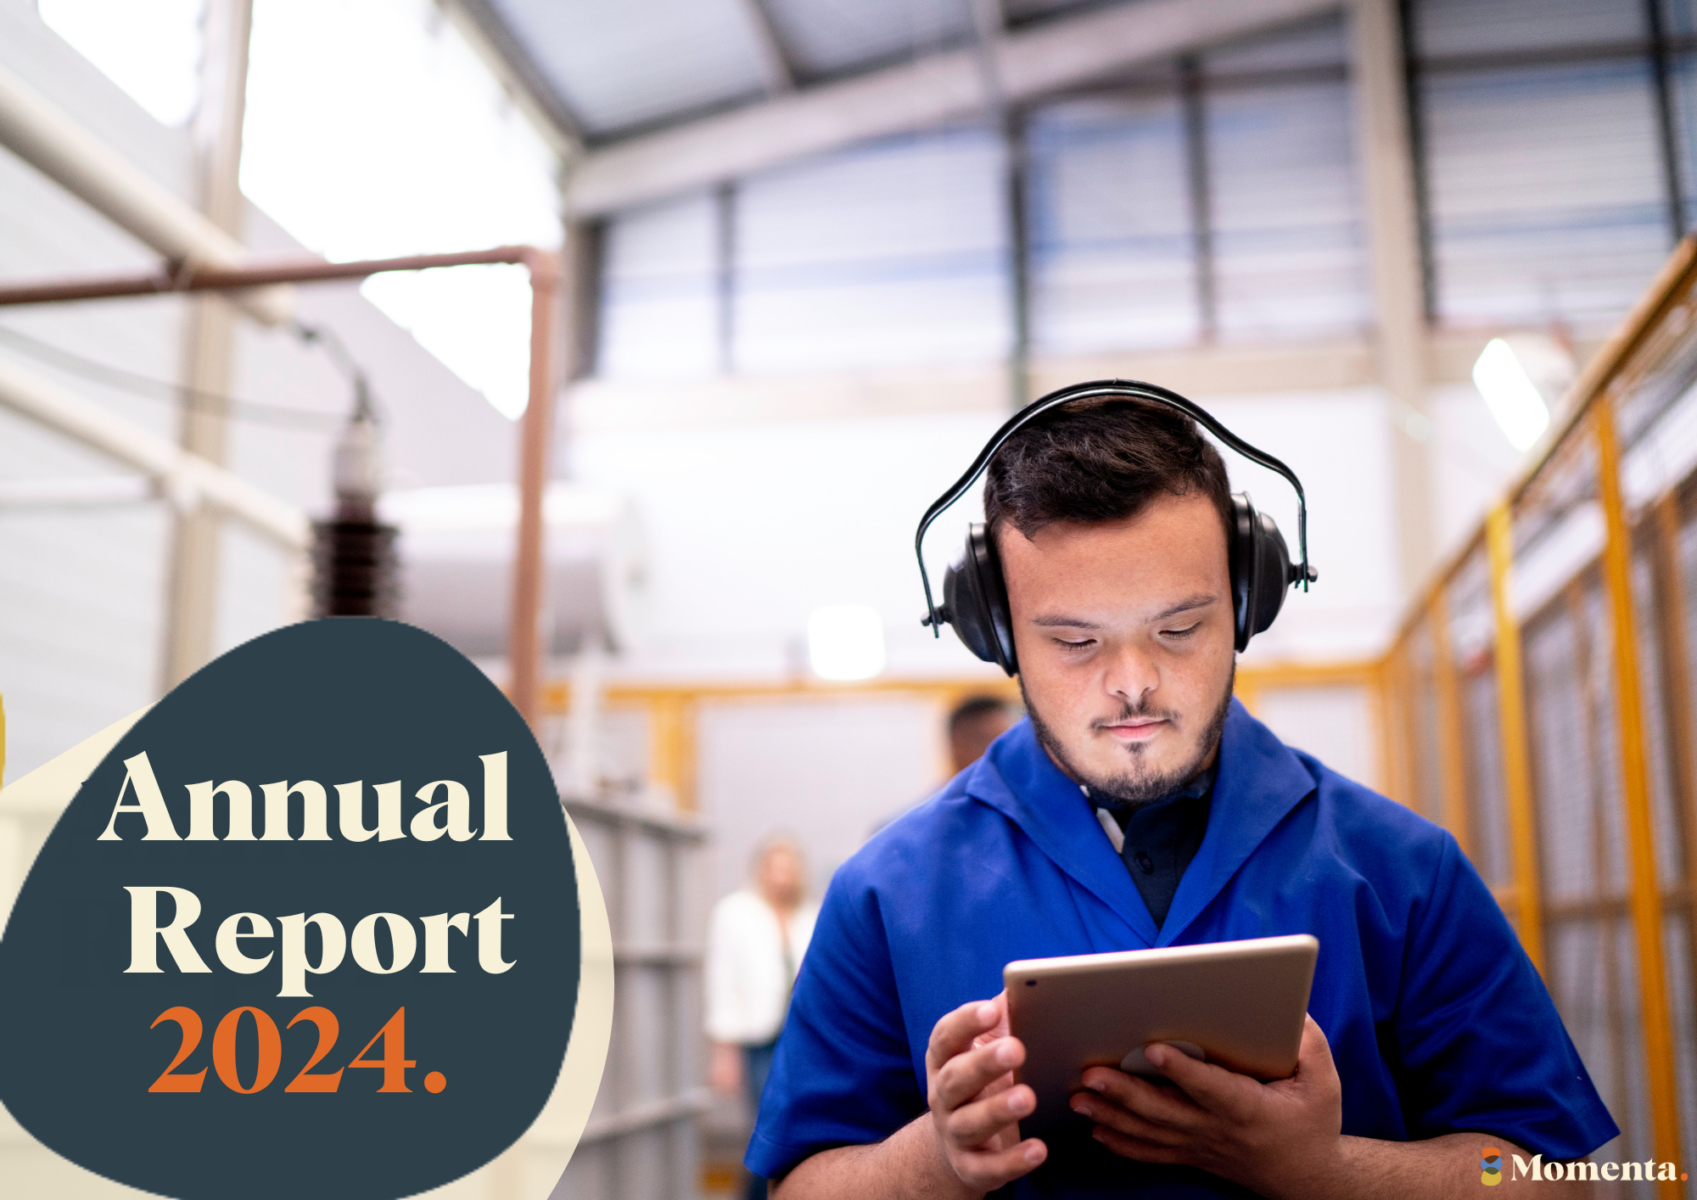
<box><xmin>566</xmin><ymin>382</ymin><xmax>1416</xmax><ymax>684</ymax></box>
<box><xmin>696</xmin><ymin>695</ymin><xmax>946</xmax><ymax>903</ymax></box>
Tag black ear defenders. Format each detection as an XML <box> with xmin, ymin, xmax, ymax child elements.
<box><xmin>915</xmin><ymin>380</ymin><xmax>1318</xmax><ymax>675</ymax></box>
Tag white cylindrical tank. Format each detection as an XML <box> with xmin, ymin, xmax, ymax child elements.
<box><xmin>378</xmin><ymin>484</ymin><xmax>647</xmax><ymax>660</ymax></box>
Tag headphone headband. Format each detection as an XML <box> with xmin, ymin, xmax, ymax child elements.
<box><xmin>915</xmin><ymin>379</ymin><xmax>1317</xmax><ymax>635</ymax></box>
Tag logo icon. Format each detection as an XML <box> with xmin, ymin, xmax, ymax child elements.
<box><xmin>1481</xmin><ymin>1146</ymin><xmax>1503</xmax><ymax>1187</ymax></box>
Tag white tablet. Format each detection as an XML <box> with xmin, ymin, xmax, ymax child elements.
<box><xmin>1004</xmin><ymin>934</ymin><xmax>1319</xmax><ymax>1140</ymax></box>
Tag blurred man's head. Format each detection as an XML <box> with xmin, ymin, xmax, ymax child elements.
<box><xmin>985</xmin><ymin>398</ymin><xmax>1237</xmax><ymax>807</ymax></box>
<box><xmin>754</xmin><ymin>836</ymin><xmax>807</xmax><ymax>910</ymax></box>
<box><xmin>948</xmin><ymin>694</ymin><xmax>1017</xmax><ymax>774</ymax></box>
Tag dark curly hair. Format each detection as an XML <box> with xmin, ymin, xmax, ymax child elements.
<box><xmin>983</xmin><ymin>398</ymin><xmax>1233</xmax><ymax>546</ymax></box>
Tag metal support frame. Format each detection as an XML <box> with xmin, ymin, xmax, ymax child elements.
<box><xmin>1484</xmin><ymin>501</ymin><xmax>1544</xmax><ymax>972</ymax></box>
<box><xmin>0</xmin><ymin>245</ymin><xmax>563</xmax><ymax>730</ymax></box>
<box><xmin>714</xmin><ymin>182</ymin><xmax>737</xmax><ymax>377</ymax></box>
<box><xmin>556</xmin><ymin>661</ymin><xmax>1386</xmax><ymax>808</ymax></box>
<box><xmin>736</xmin><ymin>0</ymin><xmax>797</xmax><ymax>94</ymax></box>
<box><xmin>164</xmin><ymin>0</ymin><xmax>254</xmax><ymax>691</ymax></box>
<box><xmin>558</xmin><ymin>794</ymin><xmax>708</xmax><ymax>1200</ymax></box>
<box><xmin>0</xmin><ymin>61</ymin><xmax>290</xmax><ymax>325</ymax></box>
<box><xmin>1561</xmin><ymin>572</ymin><xmax>1636</xmax><ymax>1145</ymax></box>
<box><xmin>1650</xmin><ymin>493</ymin><xmax>1697</xmax><ymax>1084</ymax></box>
<box><xmin>1645</xmin><ymin>0</ymin><xmax>1689</xmax><ymax>245</ymax></box>
<box><xmin>1178</xmin><ymin>54</ymin><xmax>1217</xmax><ymax>342</ymax></box>
<box><xmin>1354</xmin><ymin>0</ymin><xmax>1437</xmax><ymax>594</ymax></box>
<box><xmin>563</xmin><ymin>0</ymin><xmax>1342</xmax><ymax>216</ymax></box>
<box><xmin>1005</xmin><ymin>107</ymin><xmax>1033</xmax><ymax>410</ymax></box>
<box><xmin>1394</xmin><ymin>0</ymin><xmax>1437</xmax><ymax>323</ymax></box>
<box><xmin>1594</xmin><ymin>400</ymin><xmax>1685</xmax><ymax>1191</ymax></box>
<box><xmin>1426</xmin><ymin>585</ymin><xmax>1474</xmax><ymax>859</ymax></box>
<box><xmin>0</xmin><ymin>352</ymin><xmax>307</xmax><ymax>547</ymax></box>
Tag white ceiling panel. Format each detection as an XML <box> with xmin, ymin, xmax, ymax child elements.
<box><xmin>487</xmin><ymin>0</ymin><xmax>773</xmax><ymax>136</ymax></box>
<box><xmin>760</xmin><ymin>0</ymin><xmax>972</xmax><ymax>80</ymax></box>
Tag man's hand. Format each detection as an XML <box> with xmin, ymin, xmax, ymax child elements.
<box><xmin>709</xmin><ymin>1042</ymin><xmax>743</xmax><ymax>1095</ymax></box>
<box><xmin>925</xmin><ymin>993</ymin><xmax>1049</xmax><ymax>1195</ymax></box>
<box><xmin>1068</xmin><ymin>1014</ymin><xmax>1342</xmax><ymax>1199</ymax></box>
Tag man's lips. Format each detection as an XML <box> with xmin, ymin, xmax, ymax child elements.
<box><xmin>1100</xmin><ymin>718</ymin><xmax>1168</xmax><ymax>742</ymax></box>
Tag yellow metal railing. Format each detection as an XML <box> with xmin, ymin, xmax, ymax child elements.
<box><xmin>1382</xmin><ymin>237</ymin><xmax>1697</xmax><ymax>1193</ymax></box>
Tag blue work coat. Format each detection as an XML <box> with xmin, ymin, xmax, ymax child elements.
<box><xmin>747</xmin><ymin>701</ymin><xmax>1615</xmax><ymax>1196</ymax></box>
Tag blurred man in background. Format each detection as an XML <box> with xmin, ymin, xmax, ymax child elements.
<box><xmin>947</xmin><ymin>694</ymin><xmax>1017</xmax><ymax>776</ymax></box>
<box><xmin>707</xmin><ymin>836</ymin><xmax>818</xmax><ymax>1200</ymax></box>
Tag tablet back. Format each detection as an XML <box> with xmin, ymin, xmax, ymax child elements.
<box><xmin>1004</xmin><ymin>934</ymin><xmax>1318</xmax><ymax>1141</ymax></box>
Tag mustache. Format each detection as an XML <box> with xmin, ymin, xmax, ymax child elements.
<box><xmin>1091</xmin><ymin>700</ymin><xmax>1180</xmax><ymax>730</ymax></box>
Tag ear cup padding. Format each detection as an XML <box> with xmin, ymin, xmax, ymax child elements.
<box><xmin>1248</xmin><ymin>508</ymin><xmax>1294</xmax><ymax>639</ymax></box>
<box><xmin>942</xmin><ymin>524</ymin><xmax>1018</xmax><ymax>675</ymax></box>
<box><xmin>1229</xmin><ymin>493</ymin><xmax>1294</xmax><ymax>651</ymax></box>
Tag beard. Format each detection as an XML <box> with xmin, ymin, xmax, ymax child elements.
<box><xmin>1022</xmin><ymin>661</ymin><xmax>1235</xmax><ymax>809</ymax></box>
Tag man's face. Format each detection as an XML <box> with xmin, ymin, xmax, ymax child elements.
<box><xmin>949</xmin><ymin>709</ymin><xmax>1016</xmax><ymax>774</ymax></box>
<box><xmin>999</xmin><ymin>491</ymin><xmax>1236</xmax><ymax>805</ymax></box>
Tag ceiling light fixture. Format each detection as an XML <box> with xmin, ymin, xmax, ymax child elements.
<box><xmin>1473</xmin><ymin>337</ymin><xmax>1552</xmax><ymax>452</ymax></box>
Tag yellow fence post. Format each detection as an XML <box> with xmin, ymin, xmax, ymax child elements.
<box><xmin>1594</xmin><ymin>401</ymin><xmax>1684</xmax><ymax>1192</ymax></box>
<box><xmin>1428</xmin><ymin>588</ymin><xmax>1474</xmax><ymax>859</ymax></box>
<box><xmin>1485</xmin><ymin>501</ymin><xmax>1545</xmax><ymax>975</ymax></box>
<box><xmin>647</xmin><ymin>693</ymin><xmax>698</xmax><ymax>813</ymax></box>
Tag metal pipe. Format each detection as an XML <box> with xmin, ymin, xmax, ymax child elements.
<box><xmin>0</xmin><ymin>352</ymin><xmax>307</xmax><ymax>548</ymax></box>
<box><xmin>0</xmin><ymin>246</ymin><xmax>540</xmax><ymax>307</ymax></box>
<box><xmin>0</xmin><ymin>61</ymin><xmax>291</xmax><ymax>325</ymax></box>
<box><xmin>509</xmin><ymin>253</ymin><xmax>561</xmax><ymax>731</ymax></box>
<box><xmin>0</xmin><ymin>244</ymin><xmax>560</xmax><ymax>732</ymax></box>
<box><xmin>1593</xmin><ymin>401</ymin><xmax>1685</xmax><ymax>1191</ymax></box>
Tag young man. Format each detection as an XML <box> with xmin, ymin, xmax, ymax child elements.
<box><xmin>748</xmin><ymin>398</ymin><xmax>1614</xmax><ymax>1198</ymax></box>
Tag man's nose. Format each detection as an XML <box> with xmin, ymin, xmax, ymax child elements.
<box><xmin>1102</xmin><ymin>643</ymin><xmax>1159</xmax><ymax>707</ymax></box>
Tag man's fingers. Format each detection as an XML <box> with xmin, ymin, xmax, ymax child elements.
<box><xmin>1070</xmin><ymin>1090</ymin><xmax>1187</xmax><ymax>1146</ymax></box>
<box><xmin>926</xmin><ymin>998</ymin><xmax>1001</xmax><ymax>1075</ymax></box>
<box><xmin>1091</xmin><ymin>1126</ymin><xmax>1185</xmax><ymax>1165</ymax></box>
<box><xmin>1294</xmin><ymin>1014</ymin><xmax>1336</xmax><ymax>1080</ymax></box>
<box><xmin>954</xmin><ymin>1137</ymin><xmax>1048</xmax><ymax>1190</ymax></box>
<box><xmin>934</xmin><ymin>1036</ymin><xmax>1025</xmax><ymax>1111</ymax></box>
<box><xmin>945</xmin><ymin>1083</ymin><xmax>1035</xmax><ymax>1146</ymax></box>
<box><xmin>1079</xmin><ymin>1066</ymin><xmax>1206</xmax><ymax>1129</ymax></box>
<box><xmin>1141</xmin><ymin>1045</ymin><xmax>1256</xmax><ymax>1118</ymax></box>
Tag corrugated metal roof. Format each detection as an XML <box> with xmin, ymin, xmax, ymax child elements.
<box><xmin>759</xmin><ymin>0</ymin><xmax>971</xmax><ymax>82</ymax></box>
<box><xmin>482</xmin><ymin>0</ymin><xmax>1160</xmax><ymax>140</ymax></box>
<box><xmin>1203</xmin><ymin>13</ymin><xmax>1346</xmax><ymax>76</ymax></box>
<box><xmin>1411</xmin><ymin>0</ymin><xmax>1645</xmax><ymax>60</ymax></box>
<box><xmin>485</xmin><ymin>0</ymin><xmax>773</xmax><ymax>137</ymax></box>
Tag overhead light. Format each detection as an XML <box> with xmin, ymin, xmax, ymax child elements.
<box><xmin>807</xmin><ymin>605</ymin><xmax>886</xmax><ymax>681</ymax></box>
<box><xmin>1473</xmin><ymin>337</ymin><xmax>1552</xmax><ymax>452</ymax></box>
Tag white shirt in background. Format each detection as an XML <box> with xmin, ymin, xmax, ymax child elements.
<box><xmin>705</xmin><ymin>889</ymin><xmax>818</xmax><ymax>1046</ymax></box>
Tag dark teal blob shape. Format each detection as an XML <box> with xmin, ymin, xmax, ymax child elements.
<box><xmin>0</xmin><ymin>619</ymin><xmax>580</xmax><ymax>1200</ymax></box>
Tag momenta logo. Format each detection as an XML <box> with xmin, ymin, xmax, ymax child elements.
<box><xmin>1483</xmin><ymin>1146</ymin><xmax>1689</xmax><ymax>1184</ymax></box>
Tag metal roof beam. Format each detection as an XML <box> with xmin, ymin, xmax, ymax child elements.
<box><xmin>565</xmin><ymin>0</ymin><xmax>1340</xmax><ymax>215</ymax></box>
<box><xmin>438</xmin><ymin>0</ymin><xmax>587</xmax><ymax>157</ymax></box>
<box><xmin>739</xmin><ymin>0</ymin><xmax>797</xmax><ymax>94</ymax></box>
<box><xmin>0</xmin><ymin>61</ymin><xmax>293</xmax><ymax>325</ymax></box>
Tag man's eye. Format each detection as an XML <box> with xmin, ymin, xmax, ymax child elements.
<box><xmin>1164</xmin><ymin>624</ymin><xmax>1201</xmax><ymax>639</ymax></box>
<box><xmin>1055</xmin><ymin>638</ymin><xmax>1095</xmax><ymax>651</ymax></box>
